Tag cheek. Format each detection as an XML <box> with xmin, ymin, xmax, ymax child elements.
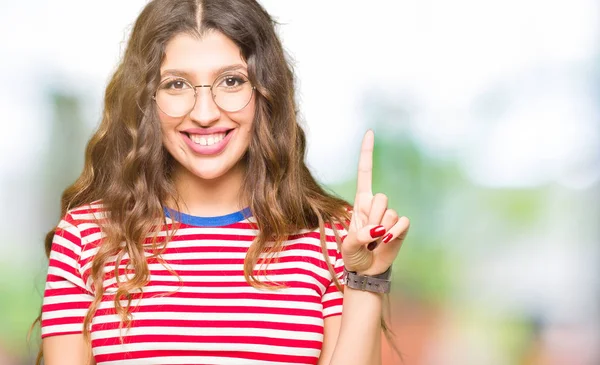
<box><xmin>237</xmin><ymin>109</ymin><xmax>255</xmax><ymax>145</ymax></box>
<box><xmin>238</xmin><ymin>99</ymin><xmax>256</xmax><ymax>128</ymax></box>
<box><xmin>159</xmin><ymin>117</ymin><xmax>186</xmax><ymax>157</ymax></box>
<box><xmin>159</xmin><ymin>114</ymin><xmax>181</xmax><ymax>137</ymax></box>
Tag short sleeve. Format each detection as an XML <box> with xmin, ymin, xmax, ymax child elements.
<box><xmin>41</xmin><ymin>215</ymin><xmax>94</xmax><ymax>338</ymax></box>
<box><xmin>321</xmin><ymin>245</ymin><xmax>345</xmax><ymax>319</ymax></box>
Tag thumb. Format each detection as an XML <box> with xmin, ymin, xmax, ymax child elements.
<box><xmin>342</xmin><ymin>224</ymin><xmax>387</xmax><ymax>273</ymax></box>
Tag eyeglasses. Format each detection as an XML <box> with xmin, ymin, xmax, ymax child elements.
<box><xmin>153</xmin><ymin>71</ymin><xmax>255</xmax><ymax>117</ymax></box>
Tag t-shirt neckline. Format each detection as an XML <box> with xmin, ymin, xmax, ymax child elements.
<box><xmin>163</xmin><ymin>206</ymin><xmax>252</xmax><ymax>227</ymax></box>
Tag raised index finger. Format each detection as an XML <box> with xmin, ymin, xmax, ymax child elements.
<box><xmin>356</xmin><ymin>129</ymin><xmax>374</xmax><ymax>195</ymax></box>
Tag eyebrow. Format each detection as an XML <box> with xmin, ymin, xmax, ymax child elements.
<box><xmin>160</xmin><ymin>64</ymin><xmax>248</xmax><ymax>80</ymax></box>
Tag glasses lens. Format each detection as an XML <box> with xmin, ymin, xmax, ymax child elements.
<box><xmin>155</xmin><ymin>78</ymin><xmax>196</xmax><ymax>117</ymax></box>
<box><xmin>154</xmin><ymin>73</ymin><xmax>254</xmax><ymax>116</ymax></box>
<box><xmin>212</xmin><ymin>72</ymin><xmax>253</xmax><ymax>112</ymax></box>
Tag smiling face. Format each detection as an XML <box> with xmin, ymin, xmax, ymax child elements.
<box><xmin>158</xmin><ymin>31</ymin><xmax>255</xmax><ymax>184</ymax></box>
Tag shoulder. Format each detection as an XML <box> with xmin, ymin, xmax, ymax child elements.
<box><xmin>324</xmin><ymin>214</ymin><xmax>350</xmax><ymax>241</ymax></box>
<box><xmin>289</xmin><ymin>218</ymin><xmax>348</xmax><ymax>265</ymax></box>
<box><xmin>63</xmin><ymin>200</ymin><xmax>108</xmax><ymax>226</ymax></box>
<box><xmin>53</xmin><ymin>200</ymin><xmax>108</xmax><ymax>251</ymax></box>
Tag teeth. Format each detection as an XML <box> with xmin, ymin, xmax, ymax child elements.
<box><xmin>189</xmin><ymin>133</ymin><xmax>226</xmax><ymax>146</ymax></box>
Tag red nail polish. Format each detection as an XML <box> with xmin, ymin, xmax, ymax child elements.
<box><xmin>383</xmin><ymin>233</ymin><xmax>393</xmax><ymax>243</ymax></box>
<box><xmin>369</xmin><ymin>225</ymin><xmax>386</xmax><ymax>238</ymax></box>
<box><xmin>367</xmin><ymin>241</ymin><xmax>378</xmax><ymax>251</ymax></box>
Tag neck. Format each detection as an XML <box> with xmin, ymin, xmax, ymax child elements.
<box><xmin>170</xmin><ymin>162</ymin><xmax>247</xmax><ymax>217</ymax></box>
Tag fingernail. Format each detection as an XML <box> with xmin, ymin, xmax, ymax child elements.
<box><xmin>367</xmin><ymin>241</ymin><xmax>378</xmax><ymax>251</ymax></box>
<box><xmin>382</xmin><ymin>233</ymin><xmax>393</xmax><ymax>244</ymax></box>
<box><xmin>369</xmin><ymin>225</ymin><xmax>386</xmax><ymax>238</ymax></box>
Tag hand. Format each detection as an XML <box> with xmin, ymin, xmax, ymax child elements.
<box><xmin>341</xmin><ymin>130</ymin><xmax>410</xmax><ymax>276</ymax></box>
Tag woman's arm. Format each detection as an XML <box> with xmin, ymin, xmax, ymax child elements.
<box><xmin>327</xmin><ymin>288</ymin><xmax>383</xmax><ymax>365</ymax></box>
<box><xmin>41</xmin><ymin>215</ymin><xmax>96</xmax><ymax>365</ymax></box>
<box><xmin>318</xmin><ymin>289</ymin><xmax>384</xmax><ymax>365</ymax></box>
<box><xmin>317</xmin><ymin>315</ymin><xmax>341</xmax><ymax>365</ymax></box>
<box><xmin>43</xmin><ymin>334</ymin><xmax>94</xmax><ymax>365</ymax></box>
<box><xmin>324</xmin><ymin>130</ymin><xmax>410</xmax><ymax>365</ymax></box>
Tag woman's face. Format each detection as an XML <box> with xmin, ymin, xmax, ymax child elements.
<box><xmin>158</xmin><ymin>31</ymin><xmax>255</xmax><ymax>181</ymax></box>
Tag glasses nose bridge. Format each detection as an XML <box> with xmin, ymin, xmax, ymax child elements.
<box><xmin>189</xmin><ymin>84</ymin><xmax>217</xmax><ymax>114</ymax></box>
<box><xmin>190</xmin><ymin>83</ymin><xmax>214</xmax><ymax>105</ymax></box>
<box><xmin>192</xmin><ymin>84</ymin><xmax>213</xmax><ymax>94</ymax></box>
<box><xmin>191</xmin><ymin>84</ymin><xmax>214</xmax><ymax>103</ymax></box>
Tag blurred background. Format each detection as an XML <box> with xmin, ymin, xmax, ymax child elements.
<box><xmin>0</xmin><ymin>0</ymin><xmax>598</xmax><ymax>364</ymax></box>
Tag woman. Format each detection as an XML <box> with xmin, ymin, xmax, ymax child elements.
<box><xmin>38</xmin><ymin>0</ymin><xmax>409</xmax><ymax>364</ymax></box>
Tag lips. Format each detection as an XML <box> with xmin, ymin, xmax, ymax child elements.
<box><xmin>180</xmin><ymin>129</ymin><xmax>235</xmax><ymax>155</ymax></box>
<box><xmin>186</xmin><ymin>131</ymin><xmax>227</xmax><ymax>146</ymax></box>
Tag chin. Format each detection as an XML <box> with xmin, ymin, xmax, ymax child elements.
<box><xmin>172</xmin><ymin>149</ymin><xmax>248</xmax><ymax>183</ymax></box>
<box><xmin>189</xmin><ymin>167</ymin><xmax>229</xmax><ymax>181</ymax></box>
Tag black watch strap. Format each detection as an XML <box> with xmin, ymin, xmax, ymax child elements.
<box><xmin>343</xmin><ymin>266</ymin><xmax>392</xmax><ymax>293</ymax></box>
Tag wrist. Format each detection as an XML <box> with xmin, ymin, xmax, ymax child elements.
<box><xmin>343</xmin><ymin>266</ymin><xmax>392</xmax><ymax>294</ymax></box>
<box><xmin>344</xmin><ymin>284</ymin><xmax>385</xmax><ymax>298</ymax></box>
<box><xmin>357</xmin><ymin>268</ymin><xmax>390</xmax><ymax>276</ymax></box>
<box><xmin>346</xmin><ymin>265</ymin><xmax>392</xmax><ymax>277</ymax></box>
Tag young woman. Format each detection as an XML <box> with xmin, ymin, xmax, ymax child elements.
<box><xmin>38</xmin><ymin>0</ymin><xmax>409</xmax><ymax>364</ymax></box>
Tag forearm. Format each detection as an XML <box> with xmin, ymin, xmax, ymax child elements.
<box><xmin>329</xmin><ymin>287</ymin><xmax>383</xmax><ymax>365</ymax></box>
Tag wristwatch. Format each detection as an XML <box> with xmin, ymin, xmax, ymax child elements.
<box><xmin>343</xmin><ymin>266</ymin><xmax>392</xmax><ymax>293</ymax></box>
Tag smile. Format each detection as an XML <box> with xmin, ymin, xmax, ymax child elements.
<box><xmin>181</xmin><ymin>129</ymin><xmax>235</xmax><ymax>155</ymax></box>
<box><xmin>188</xmin><ymin>132</ymin><xmax>226</xmax><ymax>146</ymax></box>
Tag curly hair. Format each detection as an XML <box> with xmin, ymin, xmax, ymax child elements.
<box><xmin>33</xmin><ymin>0</ymin><xmax>398</xmax><ymax>363</ymax></box>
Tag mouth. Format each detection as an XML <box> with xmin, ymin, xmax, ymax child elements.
<box><xmin>182</xmin><ymin>129</ymin><xmax>233</xmax><ymax>147</ymax></box>
<box><xmin>179</xmin><ymin>128</ymin><xmax>236</xmax><ymax>155</ymax></box>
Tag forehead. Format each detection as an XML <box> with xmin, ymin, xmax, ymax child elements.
<box><xmin>160</xmin><ymin>31</ymin><xmax>247</xmax><ymax>79</ymax></box>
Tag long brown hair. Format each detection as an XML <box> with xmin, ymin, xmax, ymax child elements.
<box><xmin>33</xmin><ymin>0</ymin><xmax>398</xmax><ymax>363</ymax></box>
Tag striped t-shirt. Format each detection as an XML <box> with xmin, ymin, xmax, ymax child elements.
<box><xmin>41</xmin><ymin>203</ymin><xmax>346</xmax><ymax>365</ymax></box>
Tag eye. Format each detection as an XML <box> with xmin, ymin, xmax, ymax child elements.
<box><xmin>216</xmin><ymin>73</ymin><xmax>248</xmax><ymax>89</ymax></box>
<box><xmin>159</xmin><ymin>78</ymin><xmax>192</xmax><ymax>91</ymax></box>
<box><xmin>224</xmin><ymin>76</ymin><xmax>241</xmax><ymax>87</ymax></box>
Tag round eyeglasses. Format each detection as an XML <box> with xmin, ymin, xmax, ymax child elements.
<box><xmin>153</xmin><ymin>72</ymin><xmax>255</xmax><ymax>117</ymax></box>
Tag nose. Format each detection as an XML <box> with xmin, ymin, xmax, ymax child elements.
<box><xmin>188</xmin><ymin>85</ymin><xmax>220</xmax><ymax>126</ymax></box>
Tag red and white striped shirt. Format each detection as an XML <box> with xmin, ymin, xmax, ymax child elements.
<box><xmin>41</xmin><ymin>202</ymin><xmax>346</xmax><ymax>365</ymax></box>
